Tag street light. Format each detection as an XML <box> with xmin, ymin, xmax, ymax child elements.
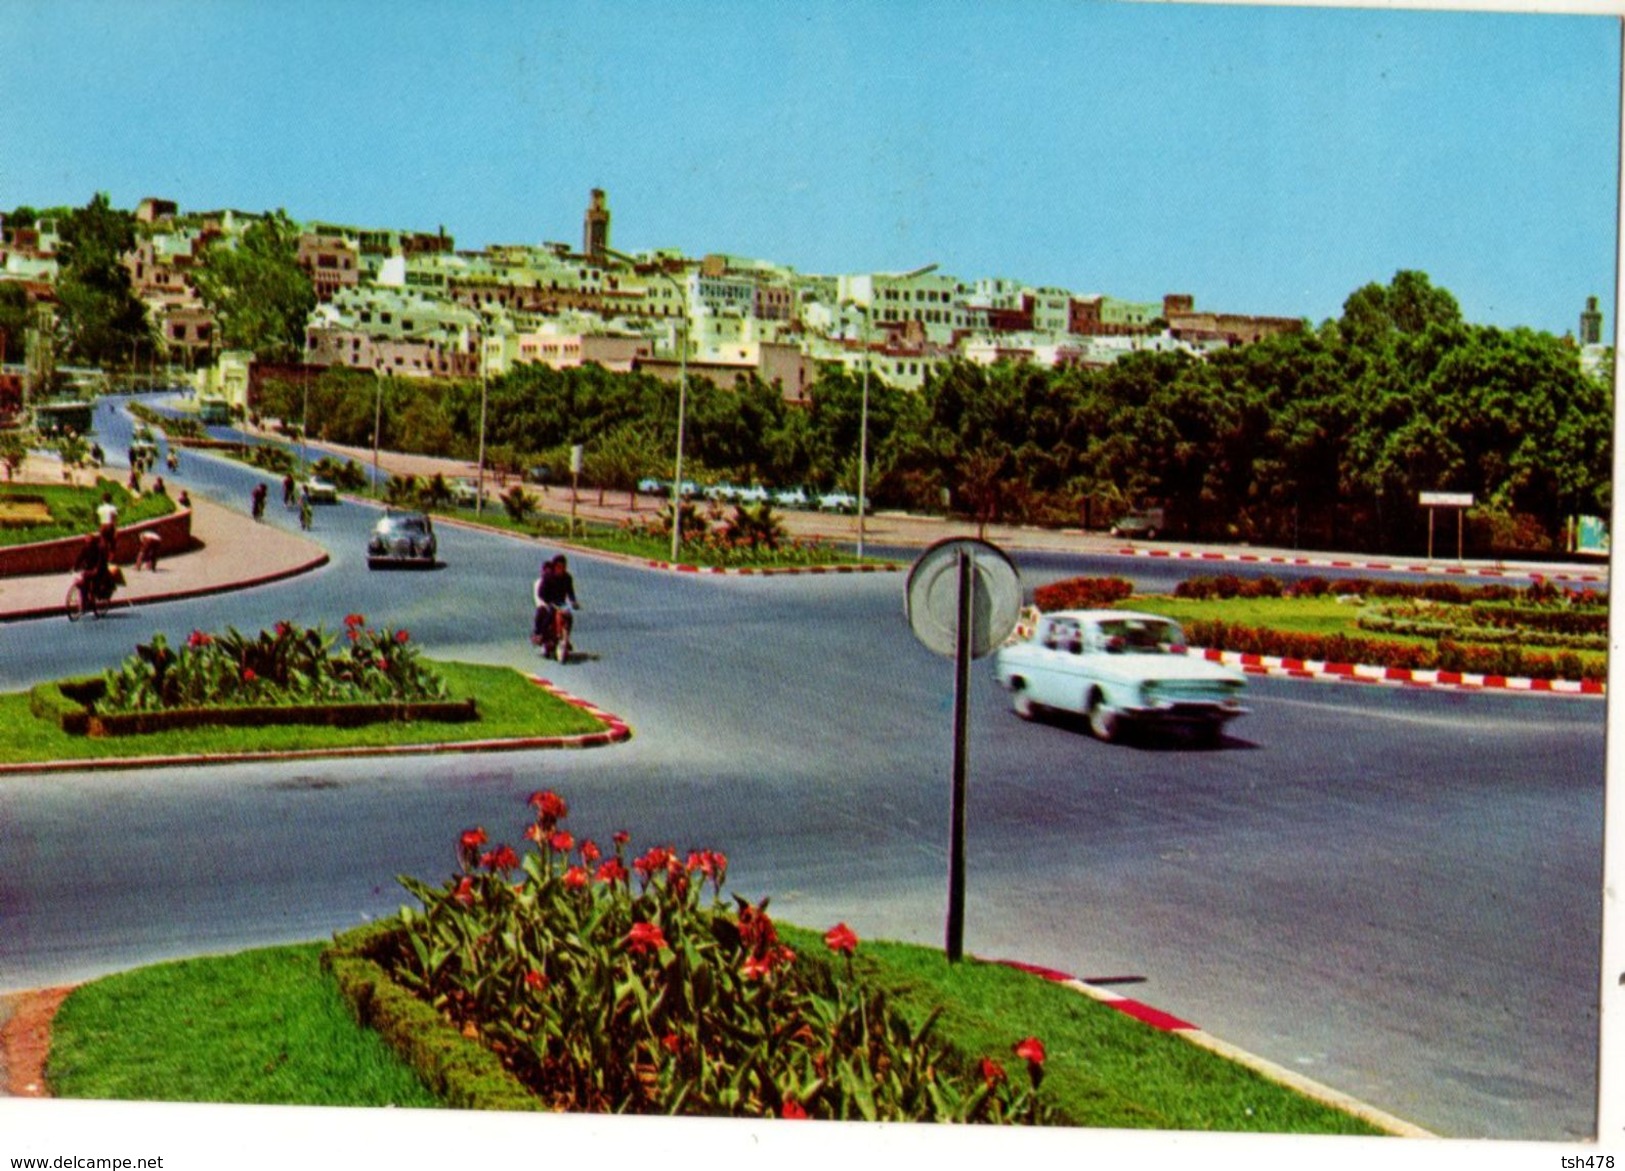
<box><xmin>606</xmin><ymin>246</ymin><xmax>688</xmax><ymax>563</ymax></box>
<box><xmin>846</xmin><ymin>263</ymin><xmax>936</xmax><ymax>561</ymax></box>
<box><xmin>474</xmin><ymin>316</ymin><xmax>490</xmax><ymax>518</ymax></box>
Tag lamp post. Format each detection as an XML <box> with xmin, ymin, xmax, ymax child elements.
<box><xmin>847</xmin><ymin>263</ymin><xmax>936</xmax><ymax>562</ymax></box>
<box><xmin>474</xmin><ymin>317</ymin><xmax>489</xmax><ymax>518</ymax></box>
<box><xmin>607</xmin><ymin>247</ymin><xmax>688</xmax><ymax>563</ymax></box>
<box><xmin>371</xmin><ymin>365</ymin><xmax>383</xmax><ymax>498</ymax></box>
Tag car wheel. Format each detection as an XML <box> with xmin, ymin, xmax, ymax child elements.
<box><xmin>1012</xmin><ymin>686</ymin><xmax>1037</xmax><ymax>721</ymax></box>
<box><xmin>1087</xmin><ymin>692</ymin><xmax>1120</xmax><ymax>743</ymax></box>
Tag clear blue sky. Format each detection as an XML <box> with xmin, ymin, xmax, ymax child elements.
<box><xmin>2</xmin><ymin>0</ymin><xmax>1619</xmax><ymax>337</ymax></box>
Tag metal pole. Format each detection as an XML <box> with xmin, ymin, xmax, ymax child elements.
<box><xmin>946</xmin><ymin>547</ymin><xmax>973</xmax><ymax>963</ymax></box>
<box><xmin>372</xmin><ymin>369</ymin><xmax>382</xmax><ymax>497</ymax></box>
<box><xmin>475</xmin><ymin>321</ymin><xmax>489</xmax><ymax>518</ymax></box>
<box><xmin>671</xmin><ymin>295</ymin><xmax>688</xmax><ymax>565</ymax></box>
<box><xmin>857</xmin><ymin>306</ymin><xmax>870</xmax><ymax>560</ymax></box>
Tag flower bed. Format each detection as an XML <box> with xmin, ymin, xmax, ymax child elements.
<box><xmin>1032</xmin><ymin>576</ymin><xmax>1135</xmax><ymax>611</ymax></box>
<box><xmin>347</xmin><ymin>792</ymin><xmax>1053</xmax><ymax>1122</ymax></box>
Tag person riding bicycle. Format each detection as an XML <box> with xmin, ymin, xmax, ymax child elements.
<box><xmin>72</xmin><ymin>533</ymin><xmax>114</xmax><ymax>614</ymax></box>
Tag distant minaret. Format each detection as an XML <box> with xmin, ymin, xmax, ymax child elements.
<box><xmin>1580</xmin><ymin>295</ymin><xmax>1603</xmax><ymax>345</ymax></box>
<box><xmin>583</xmin><ymin>189</ymin><xmax>610</xmax><ymax>262</ymax></box>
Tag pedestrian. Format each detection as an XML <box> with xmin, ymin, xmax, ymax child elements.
<box><xmin>95</xmin><ymin>492</ymin><xmax>118</xmax><ymax>543</ymax></box>
<box><xmin>298</xmin><ymin>487</ymin><xmax>313</xmax><ymax>532</ymax></box>
<box><xmin>251</xmin><ymin>482</ymin><xmax>267</xmax><ymax>521</ymax></box>
<box><xmin>151</xmin><ymin>476</ymin><xmax>167</xmax><ymax>497</ymax></box>
<box><xmin>282</xmin><ymin>473</ymin><xmax>296</xmax><ymax>508</ymax></box>
<box><xmin>135</xmin><ymin>530</ymin><xmax>161</xmax><ymax>572</ymax></box>
<box><xmin>127</xmin><ymin>466</ymin><xmax>141</xmax><ymax>494</ymax></box>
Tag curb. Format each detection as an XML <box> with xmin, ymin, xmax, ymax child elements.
<box><xmin>0</xmin><ymin>552</ymin><xmax>333</xmax><ymax>625</ymax></box>
<box><xmin>1115</xmin><ymin>544</ymin><xmax>1607</xmax><ymax>584</ymax></box>
<box><xmin>991</xmin><ymin>959</ymin><xmax>1435</xmax><ymax>1138</ymax></box>
<box><xmin>1187</xmin><ymin>645</ymin><xmax>1606</xmax><ymax>697</ymax></box>
<box><xmin>639</xmin><ymin>559</ymin><xmax>903</xmax><ymax>576</ymax></box>
<box><xmin>0</xmin><ymin>674</ymin><xmax>630</xmax><ymax>775</ymax></box>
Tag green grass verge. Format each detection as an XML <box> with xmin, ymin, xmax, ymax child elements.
<box><xmin>47</xmin><ymin>931</ymin><xmax>1383</xmax><ymax>1133</ymax></box>
<box><xmin>45</xmin><ymin>943</ymin><xmax>441</xmax><ymax>1108</ymax></box>
<box><xmin>0</xmin><ymin>660</ymin><xmax>607</xmax><ymax>764</ymax></box>
<box><xmin>1143</xmin><ymin>594</ymin><xmax>1609</xmax><ymax>677</ymax></box>
<box><xmin>0</xmin><ymin>478</ymin><xmax>176</xmax><ymax>547</ymax></box>
<box><xmin>806</xmin><ymin>931</ymin><xmax>1382</xmax><ymax>1135</ymax></box>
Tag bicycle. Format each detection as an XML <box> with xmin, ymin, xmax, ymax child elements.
<box><xmin>65</xmin><ymin>570</ymin><xmax>118</xmax><ymax>621</ymax></box>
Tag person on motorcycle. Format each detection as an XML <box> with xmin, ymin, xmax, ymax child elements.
<box><xmin>532</xmin><ymin>555</ymin><xmax>580</xmax><ymax>659</ymax></box>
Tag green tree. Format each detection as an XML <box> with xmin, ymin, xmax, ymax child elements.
<box><xmin>193</xmin><ymin>210</ymin><xmax>316</xmax><ymax>361</ymax></box>
<box><xmin>54</xmin><ymin>193</ymin><xmax>153</xmax><ymax>367</ymax></box>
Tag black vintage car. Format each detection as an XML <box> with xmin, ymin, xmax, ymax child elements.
<box><xmin>367</xmin><ymin>510</ymin><xmax>437</xmax><ymax>569</ymax></box>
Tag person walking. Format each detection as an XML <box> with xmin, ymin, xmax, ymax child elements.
<box><xmin>298</xmin><ymin>485</ymin><xmax>313</xmax><ymax>531</ymax></box>
<box><xmin>251</xmin><ymin>482</ymin><xmax>268</xmax><ymax>521</ymax></box>
<box><xmin>95</xmin><ymin>492</ymin><xmax>118</xmax><ymax>544</ymax></box>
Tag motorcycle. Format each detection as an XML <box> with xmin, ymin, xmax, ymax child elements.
<box><xmin>532</xmin><ymin>603</ymin><xmax>575</xmax><ymax>663</ymax></box>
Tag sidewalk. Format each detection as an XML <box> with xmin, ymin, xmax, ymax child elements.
<box><xmin>0</xmin><ymin>494</ymin><xmax>328</xmax><ymax>623</ymax></box>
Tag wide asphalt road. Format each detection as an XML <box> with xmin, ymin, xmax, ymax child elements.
<box><xmin>0</xmin><ymin>415</ymin><xmax>1606</xmax><ymax>1142</ymax></box>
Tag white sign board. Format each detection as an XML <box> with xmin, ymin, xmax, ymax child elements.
<box><xmin>1419</xmin><ymin>491</ymin><xmax>1474</xmax><ymax>507</ymax></box>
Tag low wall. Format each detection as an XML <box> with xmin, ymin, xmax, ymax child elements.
<box><xmin>0</xmin><ymin>507</ymin><xmax>195</xmax><ymax>577</ymax></box>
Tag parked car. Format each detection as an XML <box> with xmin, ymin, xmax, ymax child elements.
<box><xmin>303</xmin><ymin>477</ymin><xmax>340</xmax><ymax>504</ymax></box>
<box><xmin>1109</xmin><ymin>507</ymin><xmax>1165</xmax><ymax>539</ymax></box>
<box><xmin>523</xmin><ymin>465</ymin><xmax>553</xmax><ymax>486</ymax></box>
<box><xmin>773</xmin><ymin>486</ymin><xmax>809</xmax><ymax>509</ymax></box>
<box><xmin>450</xmin><ymin>478</ymin><xmax>484</xmax><ymax>508</ymax></box>
<box><xmin>367</xmin><ymin>510</ymin><xmax>438</xmax><ymax>569</ymax></box>
<box><xmin>817</xmin><ymin>491</ymin><xmax>858</xmax><ymax>514</ymax></box>
<box><xmin>735</xmin><ymin>484</ymin><xmax>770</xmax><ymax>505</ymax></box>
<box><xmin>993</xmin><ymin>609</ymin><xmax>1247</xmax><ymax>744</ymax></box>
<box><xmin>704</xmin><ymin>481</ymin><xmax>740</xmax><ymax>503</ymax></box>
<box><xmin>637</xmin><ymin>477</ymin><xmax>667</xmax><ymax>495</ymax></box>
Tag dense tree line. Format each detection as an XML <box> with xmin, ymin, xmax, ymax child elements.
<box><xmin>255</xmin><ymin>269</ymin><xmax>1610</xmax><ymax>556</ymax></box>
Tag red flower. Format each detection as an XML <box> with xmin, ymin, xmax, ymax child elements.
<box><xmin>187</xmin><ymin>630</ymin><xmax>212</xmax><ymax>648</ymax></box>
<box><xmin>613</xmin><ymin>830</ymin><xmax>630</xmax><ymax>846</ymax></box>
<box><xmin>524</xmin><ymin>969</ymin><xmax>547</xmax><ymax>991</ymax></box>
<box><xmin>660</xmin><ymin>1032</ymin><xmax>682</xmax><ymax>1056</ymax></box>
<box><xmin>563</xmin><ymin>865</ymin><xmax>588</xmax><ymax>889</ymax></box>
<box><xmin>523</xmin><ymin>824</ymin><xmax>543</xmax><ymax>844</ymax></box>
<box><xmin>481</xmin><ymin>845</ymin><xmax>519</xmax><ymax>873</ymax></box>
<box><xmin>394</xmin><ymin>629</ymin><xmax>410</xmax><ymax>643</ymax></box>
<box><xmin>344</xmin><ymin>613</ymin><xmax>366</xmax><ymax>628</ymax></box>
<box><xmin>1014</xmin><ymin>1037</ymin><xmax>1047</xmax><ymax>1066</ymax></box>
<box><xmin>452</xmin><ymin>876</ymin><xmax>475</xmax><ymax>907</ymax></box>
<box><xmin>375</xmin><ymin>657</ymin><xmax>390</xmax><ymax>670</ymax></box>
<box><xmin>274</xmin><ymin>622</ymin><xmax>291</xmax><ymax>637</ymax></box>
<box><xmin>241</xmin><ymin>667</ymin><xmax>257</xmax><ymax>683</ymax></box>
<box><xmin>528</xmin><ymin>790</ymin><xmax>569</xmax><ymax>830</ymax></box>
<box><xmin>979</xmin><ymin>1057</ymin><xmax>1006</xmax><ymax>1088</ymax></box>
<box><xmin>460</xmin><ymin>827</ymin><xmax>488</xmax><ymax>852</ymax></box>
<box><xmin>579</xmin><ymin>839</ymin><xmax>601</xmax><ymax>865</ymax></box>
<box><xmin>595</xmin><ymin>858</ymin><xmax>628</xmax><ymax>885</ymax></box>
<box><xmin>627</xmin><ymin>921</ymin><xmax>667</xmax><ymax>955</ymax></box>
<box><xmin>548</xmin><ymin>830</ymin><xmax>574</xmax><ymax>854</ymax></box>
<box><xmin>633</xmin><ymin>846</ymin><xmax>674</xmax><ymax>883</ymax></box>
<box><xmin>781</xmin><ymin>1099</ymin><xmax>808</xmax><ymax>1120</ymax></box>
<box><xmin>823</xmin><ymin>923</ymin><xmax>858</xmax><ymax>955</ymax></box>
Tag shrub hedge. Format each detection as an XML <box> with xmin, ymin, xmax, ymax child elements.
<box><xmin>1032</xmin><ymin>577</ymin><xmax>1135</xmax><ymax>611</ymax></box>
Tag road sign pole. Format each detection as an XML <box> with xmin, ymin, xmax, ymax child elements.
<box><xmin>946</xmin><ymin>547</ymin><xmax>973</xmax><ymax>963</ymax></box>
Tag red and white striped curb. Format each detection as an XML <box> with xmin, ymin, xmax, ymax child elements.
<box><xmin>1114</xmin><ymin>545</ymin><xmax>1606</xmax><ymax>584</ymax></box>
<box><xmin>991</xmin><ymin>959</ymin><xmax>1432</xmax><ymax>1137</ymax></box>
<box><xmin>640</xmin><ymin>559</ymin><xmax>902</xmax><ymax>576</ymax></box>
<box><xmin>525</xmin><ymin>676</ymin><xmax>633</xmax><ymax>745</ymax></box>
<box><xmin>1187</xmin><ymin>646</ymin><xmax>1605</xmax><ymax>696</ymax></box>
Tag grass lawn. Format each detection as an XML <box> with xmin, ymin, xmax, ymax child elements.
<box><xmin>45</xmin><ymin>943</ymin><xmax>441</xmax><ymax>1108</ymax></box>
<box><xmin>0</xmin><ymin>478</ymin><xmax>176</xmax><ymax>547</ymax></box>
<box><xmin>1140</xmin><ymin>594</ymin><xmax>1374</xmax><ymax>639</ymax></box>
<box><xmin>45</xmin><ymin>933</ymin><xmax>1384</xmax><ymax>1134</ymax></box>
<box><xmin>1</xmin><ymin>660</ymin><xmax>608</xmax><ymax>765</ymax></box>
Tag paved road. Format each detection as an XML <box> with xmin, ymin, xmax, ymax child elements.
<box><xmin>0</xmin><ymin>401</ymin><xmax>1607</xmax><ymax>1140</ymax></box>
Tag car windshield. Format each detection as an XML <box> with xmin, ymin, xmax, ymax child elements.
<box><xmin>1096</xmin><ymin>618</ymin><xmax>1181</xmax><ymax>652</ymax></box>
<box><xmin>381</xmin><ymin>516</ymin><xmax>429</xmax><ymax>535</ymax></box>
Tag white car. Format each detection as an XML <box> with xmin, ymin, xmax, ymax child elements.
<box><xmin>450</xmin><ymin>478</ymin><xmax>484</xmax><ymax>508</ymax></box>
<box><xmin>817</xmin><ymin>491</ymin><xmax>859</xmax><ymax>514</ymax></box>
<box><xmin>735</xmin><ymin>484</ymin><xmax>770</xmax><ymax>505</ymax></box>
<box><xmin>773</xmin><ymin>486</ymin><xmax>809</xmax><ymax>509</ymax></box>
<box><xmin>303</xmin><ymin>477</ymin><xmax>339</xmax><ymax>504</ymax></box>
<box><xmin>993</xmin><ymin>609</ymin><xmax>1247</xmax><ymax>744</ymax></box>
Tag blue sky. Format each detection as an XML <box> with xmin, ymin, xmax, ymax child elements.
<box><xmin>1</xmin><ymin>0</ymin><xmax>1619</xmax><ymax>337</ymax></box>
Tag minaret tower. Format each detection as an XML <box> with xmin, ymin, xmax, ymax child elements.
<box><xmin>583</xmin><ymin>189</ymin><xmax>610</xmax><ymax>262</ymax></box>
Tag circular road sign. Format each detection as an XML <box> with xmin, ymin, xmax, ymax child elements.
<box><xmin>905</xmin><ymin>537</ymin><xmax>1021</xmax><ymax>659</ymax></box>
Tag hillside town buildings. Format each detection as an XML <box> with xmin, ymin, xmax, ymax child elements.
<box><xmin>23</xmin><ymin>185</ymin><xmax>1568</xmax><ymax>416</ymax></box>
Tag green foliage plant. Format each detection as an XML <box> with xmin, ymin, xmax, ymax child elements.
<box><xmin>96</xmin><ymin>614</ymin><xmax>451</xmax><ymax>714</ymax></box>
<box><xmin>382</xmin><ymin>792</ymin><xmax>1054</xmax><ymax>1122</ymax></box>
